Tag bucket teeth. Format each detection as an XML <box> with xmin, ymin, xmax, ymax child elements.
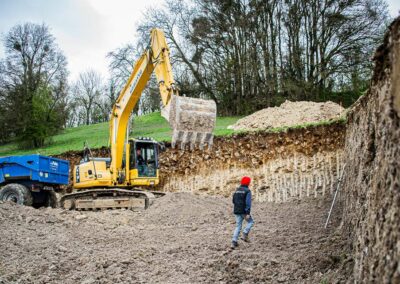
<box><xmin>171</xmin><ymin>130</ymin><xmax>213</xmax><ymax>150</ymax></box>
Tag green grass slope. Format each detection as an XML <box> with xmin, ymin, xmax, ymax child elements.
<box><xmin>0</xmin><ymin>112</ymin><xmax>241</xmax><ymax>156</ymax></box>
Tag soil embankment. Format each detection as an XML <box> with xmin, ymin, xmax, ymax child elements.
<box><xmin>341</xmin><ymin>17</ymin><xmax>400</xmax><ymax>282</ymax></box>
<box><xmin>159</xmin><ymin>122</ymin><xmax>345</xmax><ymax>202</ymax></box>
<box><xmin>57</xmin><ymin>122</ymin><xmax>346</xmax><ymax>203</ymax></box>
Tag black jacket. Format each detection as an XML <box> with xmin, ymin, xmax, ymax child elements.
<box><xmin>232</xmin><ymin>185</ymin><xmax>252</xmax><ymax>214</ymax></box>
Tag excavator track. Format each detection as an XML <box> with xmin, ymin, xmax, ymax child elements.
<box><xmin>60</xmin><ymin>189</ymin><xmax>165</xmax><ymax>211</ymax></box>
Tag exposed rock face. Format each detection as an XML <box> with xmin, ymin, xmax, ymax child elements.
<box><xmin>341</xmin><ymin>18</ymin><xmax>400</xmax><ymax>282</ymax></box>
<box><xmin>160</xmin><ymin>122</ymin><xmax>345</xmax><ymax>177</ymax></box>
<box><xmin>159</xmin><ymin>122</ymin><xmax>345</xmax><ymax>202</ymax></box>
<box><xmin>163</xmin><ymin>150</ymin><xmax>345</xmax><ymax>203</ymax></box>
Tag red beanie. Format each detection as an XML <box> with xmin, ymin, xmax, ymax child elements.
<box><xmin>241</xmin><ymin>176</ymin><xmax>251</xmax><ymax>186</ymax></box>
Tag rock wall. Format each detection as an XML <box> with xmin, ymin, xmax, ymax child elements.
<box><xmin>341</xmin><ymin>18</ymin><xmax>400</xmax><ymax>282</ymax></box>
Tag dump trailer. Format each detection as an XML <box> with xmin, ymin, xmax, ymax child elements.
<box><xmin>0</xmin><ymin>155</ymin><xmax>69</xmax><ymax>207</ymax></box>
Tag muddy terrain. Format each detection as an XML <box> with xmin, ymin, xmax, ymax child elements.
<box><xmin>0</xmin><ymin>193</ymin><xmax>351</xmax><ymax>283</ymax></box>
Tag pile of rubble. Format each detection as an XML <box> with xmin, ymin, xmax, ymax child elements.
<box><xmin>229</xmin><ymin>100</ymin><xmax>345</xmax><ymax>131</ymax></box>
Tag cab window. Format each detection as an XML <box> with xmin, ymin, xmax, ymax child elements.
<box><xmin>130</xmin><ymin>141</ymin><xmax>158</xmax><ymax>177</ymax></box>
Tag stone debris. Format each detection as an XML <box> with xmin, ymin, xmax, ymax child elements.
<box><xmin>75</xmin><ymin>214</ymin><xmax>88</xmax><ymax>220</ymax></box>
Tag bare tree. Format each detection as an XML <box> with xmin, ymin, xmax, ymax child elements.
<box><xmin>107</xmin><ymin>43</ymin><xmax>161</xmax><ymax>115</ymax></box>
<box><xmin>72</xmin><ymin>70</ymin><xmax>104</xmax><ymax>125</ymax></box>
<box><xmin>108</xmin><ymin>0</ymin><xmax>389</xmax><ymax>115</ymax></box>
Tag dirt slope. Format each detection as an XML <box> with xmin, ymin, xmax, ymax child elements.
<box><xmin>0</xmin><ymin>193</ymin><xmax>350</xmax><ymax>283</ymax></box>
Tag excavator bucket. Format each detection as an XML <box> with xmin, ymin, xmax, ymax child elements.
<box><xmin>161</xmin><ymin>95</ymin><xmax>217</xmax><ymax>150</ymax></box>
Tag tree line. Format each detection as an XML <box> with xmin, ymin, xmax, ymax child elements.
<box><xmin>0</xmin><ymin>24</ymin><xmax>116</xmax><ymax>148</ymax></box>
<box><xmin>0</xmin><ymin>0</ymin><xmax>390</xmax><ymax>149</ymax></box>
<box><xmin>122</xmin><ymin>0</ymin><xmax>389</xmax><ymax>115</ymax></box>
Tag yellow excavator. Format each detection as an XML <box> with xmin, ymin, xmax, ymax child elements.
<box><xmin>60</xmin><ymin>29</ymin><xmax>216</xmax><ymax>210</ymax></box>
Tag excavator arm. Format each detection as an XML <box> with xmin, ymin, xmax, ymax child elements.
<box><xmin>109</xmin><ymin>29</ymin><xmax>216</xmax><ymax>182</ymax></box>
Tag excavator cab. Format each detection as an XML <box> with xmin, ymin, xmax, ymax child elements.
<box><xmin>129</xmin><ymin>138</ymin><xmax>158</xmax><ymax>178</ymax></box>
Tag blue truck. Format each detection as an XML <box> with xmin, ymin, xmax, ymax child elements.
<box><xmin>0</xmin><ymin>155</ymin><xmax>70</xmax><ymax>207</ymax></box>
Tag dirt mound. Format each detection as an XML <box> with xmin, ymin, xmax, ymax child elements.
<box><xmin>143</xmin><ymin>192</ymin><xmax>228</xmax><ymax>224</ymax></box>
<box><xmin>229</xmin><ymin>100</ymin><xmax>345</xmax><ymax>131</ymax></box>
<box><xmin>0</xmin><ymin>193</ymin><xmax>351</xmax><ymax>283</ymax></box>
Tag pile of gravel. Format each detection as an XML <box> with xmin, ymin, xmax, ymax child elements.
<box><xmin>229</xmin><ymin>100</ymin><xmax>345</xmax><ymax>131</ymax></box>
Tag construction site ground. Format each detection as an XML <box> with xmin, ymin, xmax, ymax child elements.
<box><xmin>0</xmin><ymin>192</ymin><xmax>351</xmax><ymax>284</ymax></box>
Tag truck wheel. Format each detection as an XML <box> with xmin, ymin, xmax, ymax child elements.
<box><xmin>0</xmin><ymin>183</ymin><xmax>33</xmax><ymax>206</ymax></box>
<box><xmin>45</xmin><ymin>191</ymin><xmax>59</xmax><ymax>208</ymax></box>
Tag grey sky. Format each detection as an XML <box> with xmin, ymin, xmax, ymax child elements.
<box><xmin>0</xmin><ymin>0</ymin><xmax>162</xmax><ymax>82</ymax></box>
<box><xmin>0</xmin><ymin>0</ymin><xmax>399</xmax><ymax>83</ymax></box>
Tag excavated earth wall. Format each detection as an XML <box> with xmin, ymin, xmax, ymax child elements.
<box><xmin>159</xmin><ymin>123</ymin><xmax>345</xmax><ymax>202</ymax></box>
<box><xmin>58</xmin><ymin>122</ymin><xmax>346</xmax><ymax>203</ymax></box>
<box><xmin>341</xmin><ymin>18</ymin><xmax>400</xmax><ymax>282</ymax></box>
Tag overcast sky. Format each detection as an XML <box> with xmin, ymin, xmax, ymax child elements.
<box><xmin>0</xmin><ymin>0</ymin><xmax>399</xmax><ymax>82</ymax></box>
<box><xmin>0</xmin><ymin>0</ymin><xmax>162</xmax><ymax>82</ymax></box>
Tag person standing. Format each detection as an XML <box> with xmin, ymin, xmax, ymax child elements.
<box><xmin>231</xmin><ymin>176</ymin><xmax>254</xmax><ymax>249</ymax></box>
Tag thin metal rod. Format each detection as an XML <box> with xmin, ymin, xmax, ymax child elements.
<box><xmin>86</xmin><ymin>141</ymin><xmax>98</xmax><ymax>180</ymax></box>
<box><xmin>325</xmin><ymin>163</ymin><xmax>347</xmax><ymax>229</ymax></box>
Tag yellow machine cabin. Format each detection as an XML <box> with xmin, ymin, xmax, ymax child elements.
<box><xmin>74</xmin><ymin>138</ymin><xmax>160</xmax><ymax>189</ymax></box>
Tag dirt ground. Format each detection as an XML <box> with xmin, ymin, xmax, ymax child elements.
<box><xmin>0</xmin><ymin>192</ymin><xmax>351</xmax><ymax>283</ymax></box>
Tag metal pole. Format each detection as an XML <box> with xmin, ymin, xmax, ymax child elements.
<box><xmin>324</xmin><ymin>163</ymin><xmax>346</xmax><ymax>229</ymax></box>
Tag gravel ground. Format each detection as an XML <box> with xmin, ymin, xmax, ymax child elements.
<box><xmin>0</xmin><ymin>192</ymin><xmax>351</xmax><ymax>283</ymax></box>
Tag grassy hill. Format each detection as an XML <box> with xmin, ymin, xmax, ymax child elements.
<box><xmin>0</xmin><ymin>112</ymin><xmax>241</xmax><ymax>156</ymax></box>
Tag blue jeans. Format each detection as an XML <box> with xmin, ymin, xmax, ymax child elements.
<box><xmin>232</xmin><ymin>214</ymin><xmax>254</xmax><ymax>242</ymax></box>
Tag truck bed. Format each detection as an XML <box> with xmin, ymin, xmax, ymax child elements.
<box><xmin>0</xmin><ymin>155</ymin><xmax>69</xmax><ymax>185</ymax></box>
